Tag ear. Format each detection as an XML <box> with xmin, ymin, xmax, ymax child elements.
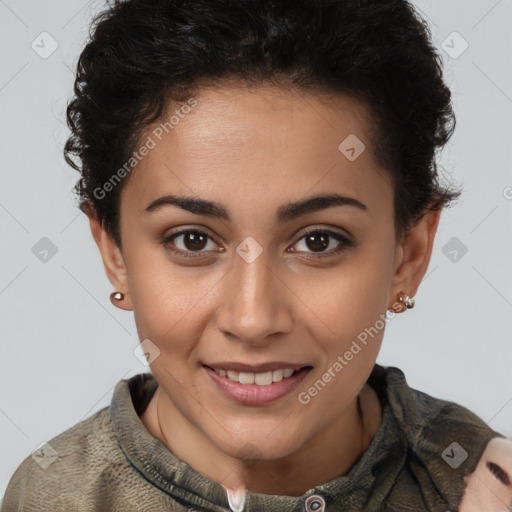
<box><xmin>388</xmin><ymin>208</ymin><xmax>442</xmax><ymax>311</ymax></box>
<box><xmin>85</xmin><ymin>203</ymin><xmax>133</xmax><ymax>311</ymax></box>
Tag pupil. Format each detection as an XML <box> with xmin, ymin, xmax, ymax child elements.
<box><xmin>306</xmin><ymin>233</ymin><xmax>328</xmax><ymax>252</ymax></box>
<box><xmin>185</xmin><ymin>232</ymin><xmax>207</xmax><ymax>251</ymax></box>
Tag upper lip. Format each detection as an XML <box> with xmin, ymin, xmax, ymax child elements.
<box><xmin>204</xmin><ymin>362</ymin><xmax>311</xmax><ymax>373</ymax></box>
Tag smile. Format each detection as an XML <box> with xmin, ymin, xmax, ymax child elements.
<box><xmin>203</xmin><ymin>364</ymin><xmax>313</xmax><ymax>405</ymax></box>
<box><xmin>211</xmin><ymin>367</ymin><xmax>297</xmax><ymax>385</ymax></box>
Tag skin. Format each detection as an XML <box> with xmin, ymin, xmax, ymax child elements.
<box><xmin>87</xmin><ymin>85</ymin><xmax>441</xmax><ymax>496</ymax></box>
<box><xmin>459</xmin><ymin>437</ymin><xmax>512</xmax><ymax>512</ymax></box>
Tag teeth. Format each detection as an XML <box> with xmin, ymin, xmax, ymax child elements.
<box><xmin>255</xmin><ymin>371</ymin><xmax>272</xmax><ymax>386</ymax></box>
<box><xmin>272</xmin><ymin>369</ymin><xmax>283</xmax><ymax>382</ymax></box>
<box><xmin>227</xmin><ymin>370</ymin><xmax>239</xmax><ymax>381</ymax></box>
<box><xmin>239</xmin><ymin>372</ymin><xmax>255</xmax><ymax>384</ymax></box>
<box><xmin>213</xmin><ymin>368</ymin><xmax>299</xmax><ymax>385</ymax></box>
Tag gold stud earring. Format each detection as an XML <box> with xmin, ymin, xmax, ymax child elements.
<box><xmin>110</xmin><ymin>292</ymin><xmax>125</xmax><ymax>306</ymax></box>
<box><xmin>398</xmin><ymin>292</ymin><xmax>415</xmax><ymax>310</ymax></box>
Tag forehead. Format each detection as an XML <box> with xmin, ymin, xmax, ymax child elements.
<box><xmin>121</xmin><ymin>85</ymin><xmax>392</xmax><ymax>219</ymax></box>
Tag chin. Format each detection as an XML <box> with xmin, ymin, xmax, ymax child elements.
<box><xmin>213</xmin><ymin>429</ymin><xmax>304</xmax><ymax>463</ymax></box>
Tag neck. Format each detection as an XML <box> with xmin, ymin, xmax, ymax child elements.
<box><xmin>141</xmin><ymin>383</ymin><xmax>381</xmax><ymax>496</ymax></box>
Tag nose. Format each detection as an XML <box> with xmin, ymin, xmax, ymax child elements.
<box><xmin>215</xmin><ymin>243</ymin><xmax>294</xmax><ymax>345</ymax></box>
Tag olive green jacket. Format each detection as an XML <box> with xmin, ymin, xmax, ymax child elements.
<box><xmin>2</xmin><ymin>364</ymin><xmax>510</xmax><ymax>511</ymax></box>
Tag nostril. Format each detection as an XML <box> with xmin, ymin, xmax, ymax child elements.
<box><xmin>487</xmin><ymin>461</ymin><xmax>511</xmax><ymax>487</ymax></box>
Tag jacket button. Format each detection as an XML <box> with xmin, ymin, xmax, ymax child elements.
<box><xmin>304</xmin><ymin>495</ymin><xmax>325</xmax><ymax>511</ymax></box>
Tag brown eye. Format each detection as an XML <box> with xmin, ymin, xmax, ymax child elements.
<box><xmin>181</xmin><ymin>231</ymin><xmax>209</xmax><ymax>251</ymax></box>
<box><xmin>162</xmin><ymin>229</ymin><xmax>219</xmax><ymax>258</ymax></box>
<box><xmin>290</xmin><ymin>229</ymin><xmax>355</xmax><ymax>258</ymax></box>
<box><xmin>304</xmin><ymin>232</ymin><xmax>330</xmax><ymax>252</ymax></box>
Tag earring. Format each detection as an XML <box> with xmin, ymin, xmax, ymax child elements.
<box><xmin>110</xmin><ymin>292</ymin><xmax>125</xmax><ymax>305</ymax></box>
<box><xmin>398</xmin><ymin>292</ymin><xmax>415</xmax><ymax>310</ymax></box>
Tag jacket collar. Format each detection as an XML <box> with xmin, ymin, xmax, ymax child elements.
<box><xmin>110</xmin><ymin>363</ymin><xmax>499</xmax><ymax>511</ymax></box>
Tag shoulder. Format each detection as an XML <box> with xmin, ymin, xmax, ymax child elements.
<box><xmin>381</xmin><ymin>365</ymin><xmax>501</xmax><ymax>447</ymax></box>
<box><xmin>376</xmin><ymin>365</ymin><xmax>510</xmax><ymax>510</ymax></box>
<box><xmin>404</xmin><ymin>394</ymin><xmax>512</xmax><ymax>511</ymax></box>
<box><xmin>1</xmin><ymin>405</ymin><xmax>130</xmax><ymax>512</ymax></box>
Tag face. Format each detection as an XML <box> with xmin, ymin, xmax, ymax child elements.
<box><xmin>91</xmin><ymin>85</ymin><xmax>439</xmax><ymax>462</ymax></box>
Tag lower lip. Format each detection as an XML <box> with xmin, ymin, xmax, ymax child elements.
<box><xmin>203</xmin><ymin>366</ymin><xmax>312</xmax><ymax>405</ymax></box>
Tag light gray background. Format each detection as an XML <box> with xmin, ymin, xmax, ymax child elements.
<box><xmin>1</xmin><ymin>0</ymin><xmax>511</xmax><ymax>501</ymax></box>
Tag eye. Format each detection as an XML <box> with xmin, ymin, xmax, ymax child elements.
<box><xmin>161</xmin><ymin>227</ymin><xmax>355</xmax><ymax>260</ymax></box>
<box><xmin>162</xmin><ymin>228</ymin><xmax>221</xmax><ymax>258</ymax></box>
<box><xmin>289</xmin><ymin>229</ymin><xmax>355</xmax><ymax>258</ymax></box>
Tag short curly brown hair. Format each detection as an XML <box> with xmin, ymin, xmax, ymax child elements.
<box><xmin>64</xmin><ymin>0</ymin><xmax>460</xmax><ymax>248</ymax></box>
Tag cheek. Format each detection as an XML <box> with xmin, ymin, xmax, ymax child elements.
<box><xmin>312</xmin><ymin>247</ymin><xmax>394</xmax><ymax>330</ymax></box>
<box><xmin>301</xmin><ymin>246</ymin><xmax>394</xmax><ymax>380</ymax></box>
<box><xmin>125</xmin><ymin>246</ymin><xmax>212</xmax><ymax>346</ymax></box>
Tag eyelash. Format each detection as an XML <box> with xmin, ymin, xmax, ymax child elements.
<box><xmin>161</xmin><ymin>228</ymin><xmax>355</xmax><ymax>260</ymax></box>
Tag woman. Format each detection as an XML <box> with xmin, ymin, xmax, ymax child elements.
<box><xmin>2</xmin><ymin>0</ymin><xmax>511</xmax><ymax>511</ymax></box>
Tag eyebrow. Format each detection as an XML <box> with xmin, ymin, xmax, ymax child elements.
<box><xmin>144</xmin><ymin>193</ymin><xmax>368</xmax><ymax>223</ymax></box>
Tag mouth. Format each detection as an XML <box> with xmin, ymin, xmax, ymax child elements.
<box><xmin>203</xmin><ymin>363</ymin><xmax>313</xmax><ymax>405</ymax></box>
